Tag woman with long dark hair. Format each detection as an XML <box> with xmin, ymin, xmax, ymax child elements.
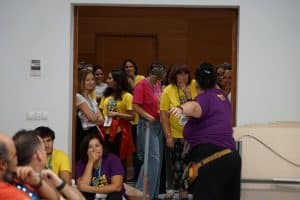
<box><xmin>99</xmin><ymin>68</ymin><xmax>135</xmax><ymax>169</ymax></box>
<box><xmin>76</xmin><ymin>134</ymin><xmax>127</xmax><ymax>200</ymax></box>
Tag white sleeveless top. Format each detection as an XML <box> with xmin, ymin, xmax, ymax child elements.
<box><xmin>76</xmin><ymin>93</ymin><xmax>99</xmax><ymax>129</ymax></box>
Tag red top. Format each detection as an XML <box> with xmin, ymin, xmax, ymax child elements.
<box><xmin>133</xmin><ymin>79</ymin><xmax>161</xmax><ymax>119</ymax></box>
<box><xmin>0</xmin><ymin>181</ymin><xmax>31</xmax><ymax>200</ymax></box>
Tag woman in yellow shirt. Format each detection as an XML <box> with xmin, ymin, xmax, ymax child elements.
<box><xmin>99</xmin><ymin>68</ymin><xmax>135</xmax><ymax>170</ymax></box>
<box><xmin>160</xmin><ymin>64</ymin><xmax>197</xmax><ymax>199</ymax></box>
<box><xmin>121</xmin><ymin>59</ymin><xmax>145</xmax><ymax>181</ymax></box>
<box><xmin>122</xmin><ymin>59</ymin><xmax>145</xmax><ymax>89</ymax></box>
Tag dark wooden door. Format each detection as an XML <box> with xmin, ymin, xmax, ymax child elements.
<box><xmin>95</xmin><ymin>34</ymin><xmax>158</xmax><ymax>75</ymax></box>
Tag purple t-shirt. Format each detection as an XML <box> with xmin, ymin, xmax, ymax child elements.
<box><xmin>75</xmin><ymin>153</ymin><xmax>126</xmax><ymax>196</ymax></box>
<box><xmin>183</xmin><ymin>88</ymin><xmax>235</xmax><ymax>150</ymax></box>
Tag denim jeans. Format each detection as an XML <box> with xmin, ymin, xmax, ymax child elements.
<box><xmin>136</xmin><ymin>118</ymin><xmax>163</xmax><ymax>199</ymax></box>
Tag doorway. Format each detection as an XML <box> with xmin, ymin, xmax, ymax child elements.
<box><xmin>72</xmin><ymin>6</ymin><xmax>238</xmax><ymax>173</ymax></box>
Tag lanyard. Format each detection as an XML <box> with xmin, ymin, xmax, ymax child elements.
<box><xmin>92</xmin><ymin>164</ymin><xmax>102</xmax><ymax>186</ymax></box>
<box><xmin>97</xmin><ymin>166</ymin><xmax>102</xmax><ymax>177</ymax></box>
<box><xmin>47</xmin><ymin>154</ymin><xmax>52</xmax><ymax>170</ymax></box>
<box><xmin>176</xmin><ymin>86</ymin><xmax>187</xmax><ymax>105</ymax></box>
<box><xmin>107</xmin><ymin>97</ymin><xmax>117</xmax><ymax>112</ymax></box>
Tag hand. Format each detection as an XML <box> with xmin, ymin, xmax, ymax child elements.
<box><xmin>40</xmin><ymin>169</ymin><xmax>62</xmax><ymax>188</ymax></box>
<box><xmin>107</xmin><ymin>111</ymin><xmax>118</xmax><ymax>118</ymax></box>
<box><xmin>146</xmin><ymin>115</ymin><xmax>156</xmax><ymax>123</ymax></box>
<box><xmin>87</xmin><ymin>149</ymin><xmax>100</xmax><ymax>163</ymax></box>
<box><xmin>169</xmin><ymin>107</ymin><xmax>182</xmax><ymax>117</ymax></box>
<box><xmin>16</xmin><ymin>166</ymin><xmax>41</xmax><ymax>187</ymax></box>
<box><xmin>166</xmin><ymin>136</ymin><xmax>174</xmax><ymax>149</ymax></box>
<box><xmin>96</xmin><ymin>112</ymin><xmax>104</xmax><ymax>125</ymax></box>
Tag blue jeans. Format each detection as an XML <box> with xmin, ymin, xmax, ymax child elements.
<box><xmin>136</xmin><ymin>118</ymin><xmax>163</xmax><ymax>199</ymax></box>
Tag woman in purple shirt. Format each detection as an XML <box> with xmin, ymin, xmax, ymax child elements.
<box><xmin>170</xmin><ymin>63</ymin><xmax>241</xmax><ymax>200</ymax></box>
<box><xmin>75</xmin><ymin>134</ymin><xmax>126</xmax><ymax>200</ymax></box>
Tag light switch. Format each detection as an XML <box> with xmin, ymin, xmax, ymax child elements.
<box><xmin>35</xmin><ymin>111</ymin><xmax>42</xmax><ymax>120</ymax></box>
<box><xmin>26</xmin><ymin>112</ymin><xmax>34</xmax><ymax>120</ymax></box>
<box><xmin>41</xmin><ymin>111</ymin><xmax>48</xmax><ymax>120</ymax></box>
<box><xmin>31</xmin><ymin>59</ymin><xmax>41</xmax><ymax>77</ymax></box>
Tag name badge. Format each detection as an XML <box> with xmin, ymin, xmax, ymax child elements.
<box><xmin>103</xmin><ymin>116</ymin><xmax>112</xmax><ymax>127</ymax></box>
<box><xmin>179</xmin><ymin>115</ymin><xmax>188</xmax><ymax>126</ymax></box>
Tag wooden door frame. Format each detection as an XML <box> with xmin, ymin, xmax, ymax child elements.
<box><xmin>72</xmin><ymin>5</ymin><xmax>239</xmax><ymax>175</ymax></box>
<box><xmin>71</xmin><ymin>6</ymin><xmax>79</xmax><ymax>178</ymax></box>
<box><xmin>231</xmin><ymin>9</ymin><xmax>238</xmax><ymax>127</ymax></box>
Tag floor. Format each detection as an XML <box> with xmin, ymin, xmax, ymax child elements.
<box><xmin>127</xmin><ymin>168</ymin><xmax>300</xmax><ymax>200</ymax></box>
<box><xmin>130</xmin><ymin>184</ymin><xmax>300</xmax><ymax>200</ymax></box>
<box><xmin>241</xmin><ymin>185</ymin><xmax>300</xmax><ymax>200</ymax></box>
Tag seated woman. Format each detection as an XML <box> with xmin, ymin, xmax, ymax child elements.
<box><xmin>76</xmin><ymin>134</ymin><xmax>127</xmax><ymax>200</ymax></box>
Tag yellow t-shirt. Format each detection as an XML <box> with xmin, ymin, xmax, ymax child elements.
<box><xmin>160</xmin><ymin>80</ymin><xmax>197</xmax><ymax>138</ymax></box>
<box><xmin>47</xmin><ymin>149</ymin><xmax>71</xmax><ymax>175</ymax></box>
<box><xmin>134</xmin><ymin>75</ymin><xmax>145</xmax><ymax>86</ymax></box>
<box><xmin>99</xmin><ymin>92</ymin><xmax>133</xmax><ymax>132</ymax></box>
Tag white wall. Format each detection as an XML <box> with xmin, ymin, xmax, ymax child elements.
<box><xmin>0</xmin><ymin>0</ymin><xmax>300</xmax><ymax>156</ymax></box>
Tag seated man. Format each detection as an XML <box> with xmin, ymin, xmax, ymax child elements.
<box><xmin>0</xmin><ymin>133</ymin><xmax>30</xmax><ymax>200</ymax></box>
<box><xmin>13</xmin><ymin>129</ymin><xmax>85</xmax><ymax>200</ymax></box>
<box><xmin>35</xmin><ymin>126</ymin><xmax>71</xmax><ymax>184</ymax></box>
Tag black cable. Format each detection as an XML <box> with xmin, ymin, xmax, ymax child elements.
<box><xmin>237</xmin><ymin>134</ymin><xmax>300</xmax><ymax>168</ymax></box>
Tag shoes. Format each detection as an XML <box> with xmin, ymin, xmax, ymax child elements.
<box><xmin>164</xmin><ymin>190</ymin><xmax>174</xmax><ymax>200</ymax></box>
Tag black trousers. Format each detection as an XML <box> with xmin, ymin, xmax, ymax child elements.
<box><xmin>188</xmin><ymin>143</ymin><xmax>241</xmax><ymax>200</ymax></box>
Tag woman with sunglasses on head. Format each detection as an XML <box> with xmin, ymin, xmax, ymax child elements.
<box><xmin>76</xmin><ymin>69</ymin><xmax>104</xmax><ymax>161</ymax></box>
<box><xmin>160</xmin><ymin>63</ymin><xmax>197</xmax><ymax>199</ymax></box>
<box><xmin>133</xmin><ymin>61</ymin><xmax>166</xmax><ymax>200</ymax></box>
<box><xmin>169</xmin><ymin>63</ymin><xmax>241</xmax><ymax>200</ymax></box>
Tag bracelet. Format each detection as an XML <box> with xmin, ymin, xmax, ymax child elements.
<box><xmin>56</xmin><ymin>180</ymin><xmax>66</xmax><ymax>191</ymax></box>
<box><xmin>32</xmin><ymin>176</ymin><xmax>43</xmax><ymax>189</ymax></box>
<box><xmin>177</xmin><ymin>105</ymin><xmax>184</xmax><ymax>113</ymax></box>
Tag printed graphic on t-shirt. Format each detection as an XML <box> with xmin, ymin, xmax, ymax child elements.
<box><xmin>107</xmin><ymin>98</ymin><xmax>117</xmax><ymax>112</ymax></box>
<box><xmin>91</xmin><ymin>174</ymin><xmax>108</xmax><ymax>186</ymax></box>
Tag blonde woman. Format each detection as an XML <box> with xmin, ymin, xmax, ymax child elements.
<box><xmin>76</xmin><ymin>69</ymin><xmax>104</xmax><ymax>161</ymax></box>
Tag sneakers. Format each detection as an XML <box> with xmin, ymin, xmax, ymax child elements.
<box><xmin>164</xmin><ymin>190</ymin><xmax>174</xmax><ymax>200</ymax></box>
